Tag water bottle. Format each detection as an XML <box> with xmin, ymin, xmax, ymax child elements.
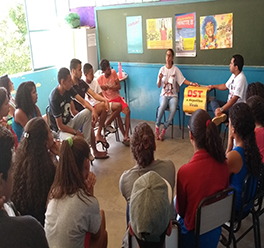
<box><xmin>118</xmin><ymin>62</ymin><xmax>123</xmax><ymax>79</ymax></box>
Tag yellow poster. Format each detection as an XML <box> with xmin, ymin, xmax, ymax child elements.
<box><xmin>146</xmin><ymin>18</ymin><xmax>172</xmax><ymax>49</ymax></box>
<box><xmin>200</xmin><ymin>13</ymin><xmax>233</xmax><ymax>50</ymax></box>
<box><xmin>183</xmin><ymin>86</ymin><xmax>208</xmax><ymax>114</ymax></box>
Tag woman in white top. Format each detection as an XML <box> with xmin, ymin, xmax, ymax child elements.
<box><xmin>156</xmin><ymin>49</ymin><xmax>198</xmax><ymax>140</ymax></box>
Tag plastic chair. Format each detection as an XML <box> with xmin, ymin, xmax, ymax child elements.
<box><xmin>156</xmin><ymin>105</ymin><xmax>181</xmax><ymax>139</ymax></box>
<box><xmin>128</xmin><ymin>220</ymin><xmax>181</xmax><ymax>248</ymax></box>
<box><xmin>221</xmin><ymin>173</ymin><xmax>262</xmax><ymax>248</ymax></box>
<box><xmin>195</xmin><ymin>187</ymin><xmax>236</xmax><ymax>248</ymax></box>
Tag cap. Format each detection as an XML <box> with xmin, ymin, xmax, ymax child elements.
<box><xmin>130</xmin><ymin>171</ymin><xmax>172</xmax><ymax>242</ymax></box>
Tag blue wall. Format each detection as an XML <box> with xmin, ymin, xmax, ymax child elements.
<box><xmin>9</xmin><ymin>64</ymin><xmax>264</xmax><ymax>125</ymax></box>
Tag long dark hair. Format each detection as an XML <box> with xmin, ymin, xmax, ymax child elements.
<box><xmin>48</xmin><ymin>136</ymin><xmax>90</xmax><ymax>202</ymax></box>
<box><xmin>189</xmin><ymin>109</ymin><xmax>226</xmax><ymax>163</ymax></box>
<box><xmin>0</xmin><ymin>87</ymin><xmax>8</xmax><ymax>110</ymax></box>
<box><xmin>15</xmin><ymin>81</ymin><xmax>36</xmax><ymax>117</ymax></box>
<box><xmin>247</xmin><ymin>95</ymin><xmax>264</xmax><ymax>127</ymax></box>
<box><xmin>130</xmin><ymin>122</ymin><xmax>155</xmax><ymax>168</ymax></box>
<box><xmin>0</xmin><ymin>74</ymin><xmax>11</xmax><ymax>98</ymax></box>
<box><xmin>229</xmin><ymin>103</ymin><xmax>262</xmax><ymax>177</ymax></box>
<box><xmin>12</xmin><ymin>117</ymin><xmax>55</xmax><ymax>224</ymax></box>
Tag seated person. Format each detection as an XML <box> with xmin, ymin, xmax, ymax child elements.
<box><xmin>0</xmin><ymin>87</ymin><xmax>18</xmax><ymax>148</ymax></box>
<box><xmin>83</xmin><ymin>63</ymin><xmax>122</xmax><ymax>138</ymax></box>
<box><xmin>176</xmin><ymin>109</ymin><xmax>229</xmax><ymax>248</ymax></box>
<box><xmin>11</xmin><ymin>118</ymin><xmax>58</xmax><ymax>226</ymax></box>
<box><xmin>208</xmin><ymin>54</ymin><xmax>248</xmax><ymax>126</ymax></box>
<box><xmin>247</xmin><ymin>96</ymin><xmax>264</xmax><ymax>162</ymax></box>
<box><xmin>0</xmin><ymin>74</ymin><xmax>15</xmax><ymax>123</ymax></box>
<box><xmin>226</xmin><ymin>103</ymin><xmax>262</xmax><ymax>210</ymax></box>
<box><xmin>119</xmin><ymin>122</ymin><xmax>175</xmax><ymax>223</ymax></box>
<box><xmin>129</xmin><ymin>171</ymin><xmax>172</xmax><ymax>248</ymax></box>
<box><xmin>45</xmin><ymin>136</ymin><xmax>107</xmax><ymax>248</ymax></box>
<box><xmin>98</xmin><ymin>59</ymin><xmax>130</xmax><ymax>146</ymax></box>
<box><xmin>12</xmin><ymin>81</ymin><xmax>41</xmax><ymax>142</ymax></box>
<box><xmin>70</xmin><ymin>59</ymin><xmax>110</xmax><ymax>150</ymax></box>
<box><xmin>246</xmin><ymin>81</ymin><xmax>264</xmax><ymax>100</ymax></box>
<box><xmin>156</xmin><ymin>48</ymin><xmax>198</xmax><ymax>141</ymax></box>
<box><xmin>49</xmin><ymin>67</ymin><xmax>106</xmax><ymax>159</ymax></box>
<box><xmin>0</xmin><ymin>126</ymin><xmax>49</xmax><ymax>248</ymax></box>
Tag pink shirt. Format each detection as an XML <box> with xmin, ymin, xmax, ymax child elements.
<box><xmin>97</xmin><ymin>69</ymin><xmax>120</xmax><ymax>100</ymax></box>
<box><xmin>255</xmin><ymin>127</ymin><xmax>264</xmax><ymax>163</ymax></box>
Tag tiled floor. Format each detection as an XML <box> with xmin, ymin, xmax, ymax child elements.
<box><xmin>91</xmin><ymin>119</ymin><xmax>264</xmax><ymax>248</ymax></box>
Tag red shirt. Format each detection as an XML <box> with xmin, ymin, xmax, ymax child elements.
<box><xmin>255</xmin><ymin>127</ymin><xmax>264</xmax><ymax>163</ymax></box>
<box><xmin>176</xmin><ymin>149</ymin><xmax>229</xmax><ymax>231</ymax></box>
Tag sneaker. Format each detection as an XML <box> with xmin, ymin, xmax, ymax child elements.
<box><xmin>212</xmin><ymin>113</ymin><xmax>227</xmax><ymax>126</ymax></box>
<box><xmin>155</xmin><ymin>126</ymin><xmax>160</xmax><ymax>140</ymax></box>
<box><xmin>104</xmin><ymin>125</ymin><xmax>116</xmax><ymax>134</ymax></box>
<box><xmin>159</xmin><ymin>128</ymin><xmax>166</xmax><ymax>141</ymax></box>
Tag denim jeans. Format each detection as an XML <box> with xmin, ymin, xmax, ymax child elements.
<box><xmin>156</xmin><ymin>95</ymin><xmax>178</xmax><ymax>129</ymax></box>
<box><xmin>59</xmin><ymin>108</ymin><xmax>92</xmax><ymax>145</ymax></box>
<box><xmin>210</xmin><ymin>99</ymin><xmax>229</xmax><ymax>116</ymax></box>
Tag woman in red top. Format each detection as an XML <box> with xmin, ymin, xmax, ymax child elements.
<box><xmin>176</xmin><ymin>109</ymin><xmax>229</xmax><ymax>248</ymax></box>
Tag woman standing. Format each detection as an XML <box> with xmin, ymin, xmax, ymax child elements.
<box><xmin>155</xmin><ymin>49</ymin><xmax>198</xmax><ymax>140</ymax></box>
<box><xmin>12</xmin><ymin>81</ymin><xmax>41</xmax><ymax>142</ymax></box>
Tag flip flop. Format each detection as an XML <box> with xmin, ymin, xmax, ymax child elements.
<box><xmin>122</xmin><ymin>139</ymin><xmax>130</xmax><ymax>146</ymax></box>
<box><xmin>95</xmin><ymin>155</ymin><xmax>109</xmax><ymax>159</ymax></box>
<box><xmin>96</xmin><ymin>140</ymin><xmax>110</xmax><ymax>149</ymax></box>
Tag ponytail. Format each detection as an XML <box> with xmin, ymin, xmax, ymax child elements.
<box><xmin>189</xmin><ymin>109</ymin><xmax>226</xmax><ymax>164</ymax></box>
<box><xmin>205</xmin><ymin>121</ymin><xmax>226</xmax><ymax>163</ymax></box>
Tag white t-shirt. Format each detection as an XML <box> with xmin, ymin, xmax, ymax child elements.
<box><xmin>45</xmin><ymin>190</ymin><xmax>101</xmax><ymax>248</ymax></box>
<box><xmin>85</xmin><ymin>79</ymin><xmax>102</xmax><ymax>106</ymax></box>
<box><xmin>157</xmin><ymin>65</ymin><xmax>185</xmax><ymax>97</ymax></box>
<box><xmin>225</xmin><ymin>71</ymin><xmax>248</xmax><ymax>103</ymax></box>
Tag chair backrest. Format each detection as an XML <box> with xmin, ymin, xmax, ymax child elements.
<box><xmin>129</xmin><ymin>220</ymin><xmax>180</xmax><ymax>248</ymax></box>
<box><xmin>195</xmin><ymin>187</ymin><xmax>236</xmax><ymax>248</ymax></box>
<box><xmin>45</xmin><ymin>105</ymin><xmax>51</xmax><ymax>128</ymax></box>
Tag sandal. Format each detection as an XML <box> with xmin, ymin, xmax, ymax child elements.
<box><xmin>96</xmin><ymin>139</ymin><xmax>110</xmax><ymax>149</ymax></box>
<box><xmin>122</xmin><ymin>138</ymin><xmax>130</xmax><ymax>147</ymax></box>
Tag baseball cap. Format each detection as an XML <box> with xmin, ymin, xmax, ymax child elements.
<box><xmin>130</xmin><ymin>171</ymin><xmax>172</xmax><ymax>242</ymax></box>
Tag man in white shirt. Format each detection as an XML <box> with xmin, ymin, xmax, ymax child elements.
<box><xmin>208</xmin><ymin>54</ymin><xmax>248</xmax><ymax>125</ymax></box>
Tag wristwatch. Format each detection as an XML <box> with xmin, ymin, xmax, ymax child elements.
<box><xmin>73</xmin><ymin>130</ymin><xmax>77</xmax><ymax>135</ymax></box>
<box><xmin>220</xmin><ymin>107</ymin><xmax>224</xmax><ymax>112</ymax></box>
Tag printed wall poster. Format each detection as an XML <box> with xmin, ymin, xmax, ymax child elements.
<box><xmin>200</xmin><ymin>13</ymin><xmax>233</xmax><ymax>50</ymax></box>
<box><xmin>146</xmin><ymin>17</ymin><xmax>172</xmax><ymax>49</ymax></box>
<box><xmin>126</xmin><ymin>16</ymin><xmax>143</xmax><ymax>53</ymax></box>
<box><xmin>175</xmin><ymin>12</ymin><xmax>196</xmax><ymax>57</ymax></box>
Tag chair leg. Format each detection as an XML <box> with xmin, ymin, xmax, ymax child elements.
<box><xmin>182</xmin><ymin>113</ymin><xmax>185</xmax><ymax>139</ymax></box>
<box><xmin>114</xmin><ymin>118</ymin><xmax>120</xmax><ymax>142</ymax></box>
<box><xmin>171</xmin><ymin>118</ymin><xmax>173</xmax><ymax>139</ymax></box>
<box><xmin>178</xmin><ymin>107</ymin><xmax>181</xmax><ymax>130</ymax></box>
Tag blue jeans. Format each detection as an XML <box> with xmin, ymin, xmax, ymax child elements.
<box><xmin>210</xmin><ymin>99</ymin><xmax>229</xmax><ymax>116</ymax></box>
<box><xmin>156</xmin><ymin>95</ymin><xmax>178</xmax><ymax>129</ymax></box>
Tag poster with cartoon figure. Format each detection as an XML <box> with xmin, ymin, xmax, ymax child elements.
<box><xmin>200</xmin><ymin>13</ymin><xmax>233</xmax><ymax>50</ymax></box>
<box><xmin>146</xmin><ymin>18</ymin><xmax>172</xmax><ymax>49</ymax></box>
<box><xmin>175</xmin><ymin>12</ymin><xmax>196</xmax><ymax>57</ymax></box>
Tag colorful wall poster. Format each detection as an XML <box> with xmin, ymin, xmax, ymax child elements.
<box><xmin>146</xmin><ymin>17</ymin><xmax>172</xmax><ymax>49</ymax></box>
<box><xmin>200</xmin><ymin>13</ymin><xmax>233</xmax><ymax>50</ymax></box>
<box><xmin>175</xmin><ymin>12</ymin><xmax>196</xmax><ymax>57</ymax></box>
<box><xmin>126</xmin><ymin>16</ymin><xmax>143</xmax><ymax>53</ymax></box>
